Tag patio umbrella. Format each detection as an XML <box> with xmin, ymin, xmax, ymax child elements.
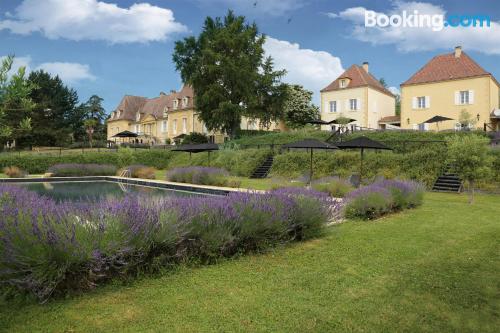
<box><xmin>282</xmin><ymin>139</ymin><xmax>338</xmax><ymax>183</ymax></box>
<box><xmin>335</xmin><ymin>136</ymin><xmax>392</xmax><ymax>183</ymax></box>
<box><xmin>112</xmin><ymin>130</ymin><xmax>138</xmax><ymax>144</ymax></box>
<box><xmin>422</xmin><ymin>115</ymin><xmax>454</xmax><ymax>131</ymax></box>
<box><xmin>172</xmin><ymin>143</ymin><xmax>219</xmax><ymax>166</ymax></box>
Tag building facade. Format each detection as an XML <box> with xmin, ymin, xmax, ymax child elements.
<box><xmin>320</xmin><ymin>62</ymin><xmax>396</xmax><ymax>130</ymax></box>
<box><xmin>107</xmin><ymin>86</ymin><xmax>283</xmax><ymax>144</ymax></box>
<box><xmin>400</xmin><ymin>46</ymin><xmax>500</xmax><ymax>131</ymax></box>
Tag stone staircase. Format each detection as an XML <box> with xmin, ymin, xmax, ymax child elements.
<box><xmin>432</xmin><ymin>166</ymin><xmax>462</xmax><ymax>193</ymax></box>
<box><xmin>250</xmin><ymin>155</ymin><xmax>274</xmax><ymax>179</ymax></box>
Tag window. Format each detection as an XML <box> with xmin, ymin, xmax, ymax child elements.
<box><xmin>182</xmin><ymin>118</ymin><xmax>187</xmax><ymax>133</ymax></box>
<box><xmin>417</xmin><ymin>96</ymin><xmax>426</xmax><ymax>109</ymax></box>
<box><xmin>134</xmin><ymin>124</ymin><xmax>140</xmax><ymax>134</ymax></box>
<box><xmin>349</xmin><ymin>99</ymin><xmax>357</xmax><ymax>111</ymax></box>
<box><xmin>117</xmin><ymin>110</ymin><xmax>121</xmax><ymax>118</ymax></box>
<box><xmin>182</xmin><ymin>97</ymin><xmax>189</xmax><ymax>107</ymax></box>
<box><xmin>173</xmin><ymin>99</ymin><xmax>179</xmax><ymax>110</ymax></box>
<box><xmin>163</xmin><ymin>106</ymin><xmax>168</xmax><ymax>118</ymax></box>
<box><xmin>173</xmin><ymin>119</ymin><xmax>177</xmax><ymax>134</ymax></box>
<box><xmin>340</xmin><ymin>80</ymin><xmax>346</xmax><ymax>88</ymax></box>
<box><xmin>162</xmin><ymin>120</ymin><xmax>167</xmax><ymax>132</ymax></box>
<box><xmin>202</xmin><ymin>124</ymin><xmax>208</xmax><ymax>134</ymax></box>
<box><xmin>329</xmin><ymin>101</ymin><xmax>337</xmax><ymax>113</ymax></box>
<box><xmin>460</xmin><ymin>91</ymin><xmax>469</xmax><ymax>104</ymax></box>
<box><xmin>136</xmin><ymin>112</ymin><xmax>141</xmax><ymax>121</ymax></box>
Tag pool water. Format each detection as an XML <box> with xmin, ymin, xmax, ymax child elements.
<box><xmin>15</xmin><ymin>181</ymin><xmax>200</xmax><ymax>202</ymax></box>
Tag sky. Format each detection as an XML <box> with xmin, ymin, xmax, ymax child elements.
<box><xmin>1</xmin><ymin>0</ymin><xmax>500</xmax><ymax>113</ymax></box>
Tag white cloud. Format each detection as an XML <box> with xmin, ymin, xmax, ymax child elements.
<box><xmin>333</xmin><ymin>1</ymin><xmax>500</xmax><ymax>55</ymax></box>
<box><xmin>0</xmin><ymin>0</ymin><xmax>187</xmax><ymax>43</ymax></box>
<box><xmin>35</xmin><ymin>62</ymin><xmax>96</xmax><ymax>83</ymax></box>
<box><xmin>195</xmin><ymin>0</ymin><xmax>306</xmax><ymax>16</ymax></box>
<box><xmin>264</xmin><ymin>37</ymin><xmax>344</xmax><ymax>103</ymax></box>
<box><xmin>388</xmin><ymin>86</ymin><xmax>400</xmax><ymax>96</ymax></box>
<box><xmin>1</xmin><ymin>55</ymin><xmax>95</xmax><ymax>84</ymax></box>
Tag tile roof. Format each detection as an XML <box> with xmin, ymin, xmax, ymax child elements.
<box><xmin>321</xmin><ymin>64</ymin><xmax>395</xmax><ymax>97</ymax></box>
<box><xmin>402</xmin><ymin>51</ymin><xmax>493</xmax><ymax>86</ymax></box>
<box><xmin>109</xmin><ymin>85</ymin><xmax>194</xmax><ymax>122</ymax></box>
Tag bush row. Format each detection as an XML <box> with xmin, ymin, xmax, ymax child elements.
<box><xmin>48</xmin><ymin>164</ymin><xmax>117</xmax><ymax>177</ymax></box>
<box><xmin>0</xmin><ymin>148</ymin><xmax>269</xmax><ymax>177</ymax></box>
<box><xmin>271</xmin><ymin>146</ymin><xmax>447</xmax><ymax>188</ymax></box>
<box><xmin>0</xmin><ymin>185</ymin><xmax>335</xmax><ymax>301</ymax></box>
<box><xmin>166</xmin><ymin>167</ymin><xmax>231</xmax><ymax>187</ymax></box>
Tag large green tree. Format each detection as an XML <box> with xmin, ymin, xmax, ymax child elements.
<box><xmin>282</xmin><ymin>84</ymin><xmax>319</xmax><ymax>129</ymax></box>
<box><xmin>172</xmin><ymin>10</ymin><xmax>286</xmax><ymax>138</ymax></box>
<box><xmin>79</xmin><ymin>95</ymin><xmax>107</xmax><ymax>142</ymax></box>
<box><xmin>0</xmin><ymin>55</ymin><xmax>35</xmax><ymax>148</ymax></box>
<box><xmin>27</xmin><ymin>70</ymin><xmax>79</xmax><ymax>146</ymax></box>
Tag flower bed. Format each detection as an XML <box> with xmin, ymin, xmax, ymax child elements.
<box><xmin>0</xmin><ymin>185</ymin><xmax>336</xmax><ymax>301</ymax></box>
<box><xmin>344</xmin><ymin>179</ymin><xmax>424</xmax><ymax>220</ymax></box>
<box><xmin>166</xmin><ymin>167</ymin><xmax>229</xmax><ymax>186</ymax></box>
<box><xmin>47</xmin><ymin>163</ymin><xmax>117</xmax><ymax>177</ymax></box>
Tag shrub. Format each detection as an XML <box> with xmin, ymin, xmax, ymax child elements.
<box><xmin>48</xmin><ymin>164</ymin><xmax>117</xmax><ymax>176</ymax></box>
<box><xmin>0</xmin><ymin>185</ymin><xmax>336</xmax><ymax>301</ymax></box>
<box><xmin>119</xmin><ymin>165</ymin><xmax>156</xmax><ymax>179</ymax></box>
<box><xmin>343</xmin><ymin>179</ymin><xmax>424</xmax><ymax>219</ymax></box>
<box><xmin>311</xmin><ymin>177</ymin><xmax>354</xmax><ymax>197</ymax></box>
<box><xmin>2</xmin><ymin>166</ymin><xmax>27</xmax><ymax>178</ymax></box>
<box><xmin>181</xmin><ymin>132</ymin><xmax>209</xmax><ymax>144</ymax></box>
<box><xmin>166</xmin><ymin>167</ymin><xmax>229</xmax><ymax>186</ymax></box>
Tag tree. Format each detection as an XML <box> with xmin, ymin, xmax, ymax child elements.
<box><xmin>172</xmin><ymin>10</ymin><xmax>286</xmax><ymax>138</ymax></box>
<box><xmin>182</xmin><ymin>132</ymin><xmax>209</xmax><ymax>144</ymax></box>
<box><xmin>79</xmin><ymin>95</ymin><xmax>107</xmax><ymax>142</ymax></box>
<box><xmin>395</xmin><ymin>94</ymin><xmax>401</xmax><ymax>116</ymax></box>
<box><xmin>379</xmin><ymin>78</ymin><xmax>388</xmax><ymax>88</ymax></box>
<box><xmin>83</xmin><ymin>119</ymin><xmax>98</xmax><ymax>148</ymax></box>
<box><xmin>0</xmin><ymin>55</ymin><xmax>35</xmax><ymax>148</ymax></box>
<box><xmin>282</xmin><ymin>84</ymin><xmax>319</xmax><ymax>129</ymax></box>
<box><xmin>27</xmin><ymin>70</ymin><xmax>79</xmax><ymax>146</ymax></box>
<box><xmin>458</xmin><ymin>110</ymin><xmax>476</xmax><ymax>129</ymax></box>
<box><xmin>446</xmin><ymin>135</ymin><xmax>492</xmax><ymax>203</ymax></box>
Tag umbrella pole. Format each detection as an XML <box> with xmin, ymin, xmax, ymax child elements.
<box><xmin>360</xmin><ymin>147</ymin><xmax>364</xmax><ymax>184</ymax></box>
<box><xmin>310</xmin><ymin>149</ymin><xmax>313</xmax><ymax>185</ymax></box>
<box><xmin>189</xmin><ymin>152</ymin><xmax>192</xmax><ymax>163</ymax></box>
<box><xmin>208</xmin><ymin>151</ymin><xmax>211</xmax><ymax>167</ymax></box>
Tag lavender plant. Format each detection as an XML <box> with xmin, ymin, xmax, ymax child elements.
<box><xmin>0</xmin><ymin>185</ymin><xmax>335</xmax><ymax>301</ymax></box>
<box><xmin>48</xmin><ymin>164</ymin><xmax>117</xmax><ymax>177</ymax></box>
<box><xmin>166</xmin><ymin>167</ymin><xmax>229</xmax><ymax>186</ymax></box>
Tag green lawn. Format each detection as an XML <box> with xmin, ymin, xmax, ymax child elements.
<box><xmin>1</xmin><ymin>192</ymin><xmax>499</xmax><ymax>332</ymax></box>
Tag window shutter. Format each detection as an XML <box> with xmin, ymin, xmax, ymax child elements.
<box><xmin>337</xmin><ymin>100</ymin><xmax>341</xmax><ymax>112</ymax></box>
<box><xmin>324</xmin><ymin>101</ymin><xmax>329</xmax><ymax>113</ymax></box>
<box><xmin>357</xmin><ymin>98</ymin><xmax>362</xmax><ymax>110</ymax></box>
<box><xmin>412</xmin><ymin>124</ymin><xmax>418</xmax><ymax>130</ymax></box>
<box><xmin>412</xmin><ymin>97</ymin><xmax>417</xmax><ymax>109</ymax></box>
<box><xmin>469</xmin><ymin>90</ymin><xmax>474</xmax><ymax>104</ymax></box>
<box><xmin>424</xmin><ymin>123</ymin><xmax>429</xmax><ymax>131</ymax></box>
<box><xmin>425</xmin><ymin>96</ymin><xmax>430</xmax><ymax>108</ymax></box>
<box><xmin>345</xmin><ymin>100</ymin><xmax>350</xmax><ymax>111</ymax></box>
<box><xmin>454</xmin><ymin>91</ymin><xmax>460</xmax><ymax>105</ymax></box>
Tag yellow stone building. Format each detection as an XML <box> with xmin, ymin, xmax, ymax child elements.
<box><xmin>320</xmin><ymin>62</ymin><xmax>396</xmax><ymax>130</ymax></box>
<box><xmin>401</xmin><ymin>46</ymin><xmax>500</xmax><ymax>131</ymax></box>
<box><xmin>107</xmin><ymin>86</ymin><xmax>283</xmax><ymax>144</ymax></box>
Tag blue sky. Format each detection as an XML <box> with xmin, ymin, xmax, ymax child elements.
<box><xmin>1</xmin><ymin>0</ymin><xmax>499</xmax><ymax>113</ymax></box>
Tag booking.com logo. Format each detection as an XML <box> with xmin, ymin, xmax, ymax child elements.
<box><xmin>365</xmin><ymin>10</ymin><xmax>491</xmax><ymax>31</ymax></box>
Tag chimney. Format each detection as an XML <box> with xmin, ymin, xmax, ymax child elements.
<box><xmin>362</xmin><ymin>62</ymin><xmax>369</xmax><ymax>73</ymax></box>
<box><xmin>159</xmin><ymin>91</ymin><xmax>166</xmax><ymax>96</ymax></box>
<box><xmin>170</xmin><ymin>89</ymin><xmax>176</xmax><ymax>94</ymax></box>
<box><xmin>454</xmin><ymin>46</ymin><xmax>462</xmax><ymax>58</ymax></box>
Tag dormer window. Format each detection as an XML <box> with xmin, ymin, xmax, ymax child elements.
<box><xmin>163</xmin><ymin>106</ymin><xmax>169</xmax><ymax>118</ymax></box>
<box><xmin>173</xmin><ymin>99</ymin><xmax>179</xmax><ymax>110</ymax></box>
<box><xmin>111</xmin><ymin>111</ymin><xmax>115</xmax><ymax>119</ymax></box>
<box><xmin>340</xmin><ymin>80</ymin><xmax>347</xmax><ymax>88</ymax></box>
<box><xmin>182</xmin><ymin>97</ymin><xmax>189</xmax><ymax>107</ymax></box>
<box><xmin>117</xmin><ymin>110</ymin><xmax>121</xmax><ymax>118</ymax></box>
<box><xmin>136</xmin><ymin>112</ymin><xmax>141</xmax><ymax>122</ymax></box>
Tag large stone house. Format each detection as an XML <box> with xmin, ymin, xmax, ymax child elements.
<box><xmin>320</xmin><ymin>62</ymin><xmax>396</xmax><ymax>130</ymax></box>
<box><xmin>400</xmin><ymin>46</ymin><xmax>500</xmax><ymax>131</ymax></box>
<box><xmin>107</xmin><ymin>86</ymin><xmax>283</xmax><ymax>144</ymax></box>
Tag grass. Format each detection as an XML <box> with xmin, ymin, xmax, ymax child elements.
<box><xmin>1</xmin><ymin>192</ymin><xmax>499</xmax><ymax>332</ymax></box>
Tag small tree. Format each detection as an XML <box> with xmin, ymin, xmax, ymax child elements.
<box><xmin>458</xmin><ymin>110</ymin><xmax>476</xmax><ymax>130</ymax></box>
<box><xmin>83</xmin><ymin>119</ymin><xmax>97</xmax><ymax>148</ymax></box>
<box><xmin>446</xmin><ymin>134</ymin><xmax>492</xmax><ymax>203</ymax></box>
<box><xmin>282</xmin><ymin>84</ymin><xmax>319</xmax><ymax>129</ymax></box>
